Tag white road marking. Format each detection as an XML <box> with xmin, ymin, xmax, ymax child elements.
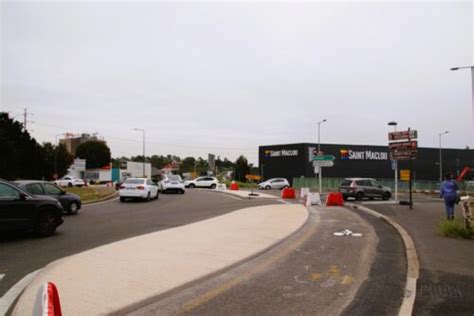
<box><xmin>0</xmin><ymin>274</ymin><xmax>4</xmax><ymax>282</ymax></box>
<box><xmin>0</xmin><ymin>269</ymin><xmax>40</xmax><ymax>315</ymax></box>
<box><xmin>82</xmin><ymin>196</ymin><xmax>119</xmax><ymax>207</ymax></box>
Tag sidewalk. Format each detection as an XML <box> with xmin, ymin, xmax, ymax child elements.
<box><xmin>367</xmin><ymin>202</ymin><xmax>474</xmax><ymax>315</ymax></box>
<box><xmin>13</xmin><ymin>204</ymin><xmax>307</xmax><ymax>315</ymax></box>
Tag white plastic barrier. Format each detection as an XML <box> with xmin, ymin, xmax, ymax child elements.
<box><xmin>306</xmin><ymin>193</ymin><xmax>322</xmax><ymax>206</ymax></box>
<box><xmin>33</xmin><ymin>282</ymin><xmax>62</xmax><ymax>316</ymax></box>
<box><xmin>300</xmin><ymin>187</ymin><xmax>310</xmax><ymax>198</ymax></box>
<box><xmin>216</xmin><ymin>183</ymin><xmax>227</xmax><ymax>191</ymax></box>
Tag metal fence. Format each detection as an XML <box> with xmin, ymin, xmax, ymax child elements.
<box><xmin>292</xmin><ymin>177</ymin><xmax>474</xmax><ymax>192</ymax></box>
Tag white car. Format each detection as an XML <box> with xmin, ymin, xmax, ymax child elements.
<box><xmin>258</xmin><ymin>178</ymin><xmax>290</xmax><ymax>190</ymax></box>
<box><xmin>159</xmin><ymin>174</ymin><xmax>185</xmax><ymax>194</ymax></box>
<box><xmin>54</xmin><ymin>176</ymin><xmax>85</xmax><ymax>188</ymax></box>
<box><xmin>119</xmin><ymin>178</ymin><xmax>159</xmax><ymax>202</ymax></box>
<box><xmin>184</xmin><ymin>176</ymin><xmax>218</xmax><ymax>189</ymax></box>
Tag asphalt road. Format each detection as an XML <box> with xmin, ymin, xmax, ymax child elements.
<box><xmin>131</xmin><ymin>206</ymin><xmax>406</xmax><ymax>316</ymax></box>
<box><xmin>0</xmin><ymin>190</ymin><xmax>279</xmax><ymax>298</ymax></box>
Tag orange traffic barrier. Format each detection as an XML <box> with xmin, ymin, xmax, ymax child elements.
<box><xmin>229</xmin><ymin>181</ymin><xmax>239</xmax><ymax>191</ymax></box>
<box><xmin>326</xmin><ymin>192</ymin><xmax>344</xmax><ymax>206</ymax></box>
<box><xmin>281</xmin><ymin>187</ymin><xmax>296</xmax><ymax>199</ymax></box>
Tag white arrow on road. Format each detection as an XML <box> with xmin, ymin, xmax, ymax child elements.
<box><xmin>0</xmin><ymin>274</ymin><xmax>4</xmax><ymax>282</ymax></box>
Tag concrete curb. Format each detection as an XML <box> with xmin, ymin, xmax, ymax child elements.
<box><xmin>201</xmin><ymin>189</ymin><xmax>278</xmax><ymax>199</ymax></box>
<box><xmin>82</xmin><ymin>192</ymin><xmax>119</xmax><ymax>205</ymax></box>
<box><xmin>346</xmin><ymin>203</ymin><xmax>419</xmax><ymax>316</ymax></box>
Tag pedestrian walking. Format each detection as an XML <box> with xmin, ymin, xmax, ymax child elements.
<box><xmin>440</xmin><ymin>173</ymin><xmax>459</xmax><ymax>220</ymax></box>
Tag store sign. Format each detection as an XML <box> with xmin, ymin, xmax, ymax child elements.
<box><xmin>340</xmin><ymin>149</ymin><xmax>388</xmax><ymax>161</ymax></box>
<box><xmin>265</xmin><ymin>149</ymin><xmax>299</xmax><ymax>158</ymax></box>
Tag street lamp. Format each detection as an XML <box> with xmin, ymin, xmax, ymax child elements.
<box><xmin>388</xmin><ymin>121</ymin><xmax>398</xmax><ymax>202</ymax></box>
<box><xmin>317</xmin><ymin>119</ymin><xmax>327</xmax><ymax>193</ymax></box>
<box><xmin>439</xmin><ymin>131</ymin><xmax>449</xmax><ymax>182</ymax></box>
<box><xmin>133</xmin><ymin>128</ymin><xmax>146</xmax><ymax>178</ymax></box>
<box><xmin>450</xmin><ymin>66</ymin><xmax>473</xmax><ymax>145</ymax></box>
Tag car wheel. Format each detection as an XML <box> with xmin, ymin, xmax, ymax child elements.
<box><xmin>210</xmin><ymin>184</ymin><xmax>216</xmax><ymax>189</ymax></box>
<box><xmin>68</xmin><ymin>183</ymin><xmax>73</xmax><ymax>188</ymax></box>
<box><xmin>382</xmin><ymin>192</ymin><xmax>391</xmax><ymax>201</ymax></box>
<box><xmin>189</xmin><ymin>184</ymin><xmax>195</xmax><ymax>188</ymax></box>
<box><xmin>355</xmin><ymin>192</ymin><xmax>364</xmax><ymax>201</ymax></box>
<box><xmin>155</xmin><ymin>191</ymin><xmax>159</xmax><ymax>200</ymax></box>
<box><xmin>265</xmin><ymin>185</ymin><xmax>271</xmax><ymax>190</ymax></box>
<box><xmin>145</xmin><ymin>192</ymin><xmax>151</xmax><ymax>201</ymax></box>
<box><xmin>283</xmin><ymin>185</ymin><xmax>289</xmax><ymax>189</ymax></box>
<box><xmin>120</xmin><ymin>197</ymin><xmax>126</xmax><ymax>202</ymax></box>
<box><xmin>68</xmin><ymin>202</ymin><xmax>79</xmax><ymax>215</ymax></box>
<box><xmin>36</xmin><ymin>210</ymin><xmax>57</xmax><ymax>237</ymax></box>
<box><xmin>181</xmin><ymin>190</ymin><xmax>185</xmax><ymax>194</ymax></box>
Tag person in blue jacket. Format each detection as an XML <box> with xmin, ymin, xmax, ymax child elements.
<box><xmin>440</xmin><ymin>173</ymin><xmax>459</xmax><ymax>220</ymax></box>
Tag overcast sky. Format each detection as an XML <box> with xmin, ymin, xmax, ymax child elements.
<box><xmin>1</xmin><ymin>1</ymin><xmax>473</xmax><ymax>164</ymax></box>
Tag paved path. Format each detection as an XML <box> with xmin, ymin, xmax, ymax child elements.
<box><xmin>367</xmin><ymin>201</ymin><xmax>474</xmax><ymax>316</ymax></box>
<box><xmin>13</xmin><ymin>204</ymin><xmax>308</xmax><ymax>315</ymax></box>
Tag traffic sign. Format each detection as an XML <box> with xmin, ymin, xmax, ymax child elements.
<box><xmin>389</xmin><ymin>141</ymin><xmax>418</xmax><ymax>151</ymax></box>
<box><xmin>312</xmin><ymin>160</ymin><xmax>334</xmax><ymax>167</ymax></box>
<box><xmin>400</xmin><ymin>169</ymin><xmax>410</xmax><ymax>181</ymax></box>
<box><xmin>389</xmin><ymin>130</ymin><xmax>418</xmax><ymax>141</ymax></box>
<box><xmin>390</xmin><ymin>151</ymin><xmax>417</xmax><ymax>160</ymax></box>
<box><xmin>312</xmin><ymin>155</ymin><xmax>335</xmax><ymax>161</ymax></box>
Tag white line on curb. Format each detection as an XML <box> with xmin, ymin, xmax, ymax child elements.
<box><xmin>0</xmin><ymin>269</ymin><xmax>40</xmax><ymax>316</ymax></box>
<box><xmin>0</xmin><ymin>274</ymin><xmax>4</xmax><ymax>282</ymax></box>
<box><xmin>347</xmin><ymin>203</ymin><xmax>419</xmax><ymax>316</ymax></box>
<box><xmin>82</xmin><ymin>196</ymin><xmax>119</xmax><ymax>207</ymax></box>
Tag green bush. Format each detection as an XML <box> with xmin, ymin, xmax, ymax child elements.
<box><xmin>437</xmin><ymin>219</ymin><xmax>474</xmax><ymax>239</ymax></box>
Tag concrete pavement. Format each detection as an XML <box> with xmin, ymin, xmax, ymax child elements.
<box><xmin>13</xmin><ymin>204</ymin><xmax>308</xmax><ymax>315</ymax></box>
<box><xmin>363</xmin><ymin>201</ymin><xmax>474</xmax><ymax>315</ymax></box>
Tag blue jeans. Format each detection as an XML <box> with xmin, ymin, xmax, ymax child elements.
<box><xmin>444</xmin><ymin>198</ymin><xmax>455</xmax><ymax>218</ymax></box>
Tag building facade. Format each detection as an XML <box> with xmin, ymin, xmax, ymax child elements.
<box><xmin>59</xmin><ymin>133</ymin><xmax>105</xmax><ymax>157</ymax></box>
<box><xmin>259</xmin><ymin>143</ymin><xmax>473</xmax><ymax>183</ymax></box>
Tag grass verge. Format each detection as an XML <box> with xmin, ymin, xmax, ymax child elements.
<box><xmin>437</xmin><ymin>218</ymin><xmax>474</xmax><ymax>239</ymax></box>
<box><xmin>64</xmin><ymin>186</ymin><xmax>116</xmax><ymax>203</ymax></box>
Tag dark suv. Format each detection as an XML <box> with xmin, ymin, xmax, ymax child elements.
<box><xmin>14</xmin><ymin>180</ymin><xmax>82</xmax><ymax>215</ymax></box>
<box><xmin>0</xmin><ymin>180</ymin><xmax>64</xmax><ymax>236</ymax></box>
<box><xmin>339</xmin><ymin>178</ymin><xmax>392</xmax><ymax>201</ymax></box>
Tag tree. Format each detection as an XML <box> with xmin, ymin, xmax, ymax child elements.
<box><xmin>76</xmin><ymin>141</ymin><xmax>111</xmax><ymax>169</ymax></box>
<box><xmin>234</xmin><ymin>155</ymin><xmax>250</xmax><ymax>182</ymax></box>
<box><xmin>149</xmin><ymin>155</ymin><xmax>172</xmax><ymax>169</ymax></box>
<box><xmin>180</xmin><ymin>157</ymin><xmax>197</xmax><ymax>173</ymax></box>
<box><xmin>0</xmin><ymin>112</ymin><xmax>44</xmax><ymax>180</ymax></box>
<box><xmin>41</xmin><ymin>142</ymin><xmax>73</xmax><ymax>179</ymax></box>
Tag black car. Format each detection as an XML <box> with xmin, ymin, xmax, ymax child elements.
<box><xmin>14</xmin><ymin>180</ymin><xmax>82</xmax><ymax>215</ymax></box>
<box><xmin>0</xmin><ymin>180</ymin><xmax>64</xmax><ymax>237</ymax></box>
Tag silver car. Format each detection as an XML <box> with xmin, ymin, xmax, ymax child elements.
<box><xmin>339</xmin><ymin>178</ymin><xmax>391</xmax><ymax>201</ymax></box>
<box><xmin>258</xmin><ymin>178</ymin><xmax>290</xmax><ymax>190</ymax></box>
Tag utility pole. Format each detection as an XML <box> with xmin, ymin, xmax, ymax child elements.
<box><xmin>22</xmin><ymin>108</ymin><xmax>33</xmax><ymax>131</ymax></box>
<box><xmin>317</xmin><ymin>119</ymin><xmax>327</xmax><ymax>194</ymax></box>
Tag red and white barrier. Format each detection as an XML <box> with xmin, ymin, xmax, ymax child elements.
<box><xmin>33</xmin><ymin>282</ymin><xmax>62</xmax><ymax>316</ymax></box>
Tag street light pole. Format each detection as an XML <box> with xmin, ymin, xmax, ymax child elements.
<box><xmin>388</xmin><ymin>121</ymin><xmax>398</xmax><ymax>202</ymax></box>
<box><xmin>317</xmin><ymin>119</ymin><xmax>327</xmax><ymax>194</ymax></box>
<box><xmin>133</xmin><ymin>128</ymin><xmax>146</xmax><ymax>178</ymax></box>
<box><xmin>450</xmin><ymin>66</ymin><xmax>474</xmax><ymax>145</ymax></box>
<box><xmin>439</xmin><ymin>131</ymin><xmax>449</xmax><ymax>182</ymax></box>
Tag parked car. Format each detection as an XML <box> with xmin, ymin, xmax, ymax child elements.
<box><xmin>0</xmin><ymin>179</ymin><xmax>64</xmax><ymax>237</ymax></box>
<box><xmin>184</xmin><ymin>177</ymin><xmax>218</xmax><ymax>189</ymax></box>
<box><xmin>54</xmin><ymin>176</ymin><xmax>85</xmax><ymax>188</ymax></box>
<box><xmin>14</xmin><ymin>180</ymin><xmax>82</xmax><ymax>214</ymax></box>
<box><xmin>159</xmin><ymin>174</ymin><xmax>185</xmax><ymax>194</ymax></box>
<box><xmin>119</xmin><ymin>178</ymin><xmax>159</xmax><ymax>202</ymax></box>
<box><xmin>339</xmin><ymin>178</ymin><xmax>391</xmax><ymax>201</ymax></box>
<box><xmin>258</xmin><ymin>178</ymin><xmax>290</xmax><ymax>190</ymax></box>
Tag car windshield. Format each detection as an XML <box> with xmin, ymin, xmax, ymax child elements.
<box><xmin>340</xmin><ymin>180</ymin><xmax>352</xmax><ymax>186</ymax></box>
<box><xmin>124</xmin><ymin>179</ymin><xmax>145</xmax><ymax>184</ymax></box>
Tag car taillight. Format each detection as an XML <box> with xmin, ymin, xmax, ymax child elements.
<box><xmin>119</xmin><ymin>185</ymin><xmax>125</xmax><ymax>189</ymax></box>
<box><xmin>137</xmin><ymin>185</ymin><xmax>145</xmax><ymax>190</ymax></box>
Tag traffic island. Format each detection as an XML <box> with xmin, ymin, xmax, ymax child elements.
<box><xmin>12</xmin><ymin>204</ymin><xmax>308</xmax><ymax>315</ymax></box>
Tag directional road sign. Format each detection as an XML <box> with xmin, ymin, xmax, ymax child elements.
<box><xmin>389</xmin><ymin>141</ymin><xmax>418</xmax><ymax>151</ymax></box>
<box><xmin>313</xmin><ymin>160</ymin><xmax>334</xmax><ymax>167</ymax></box>
<box><xmin>389</xmin><ymin>130</ymin><xmax>418</xmax><ymax>141</ymax></box>
<box><xmin>312</xmin><ymin>155</ymin><xmax>335</xmax><ymax>161</ymax></box>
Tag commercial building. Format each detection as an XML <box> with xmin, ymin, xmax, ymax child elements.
<box><xmin>59</xmin><ymin>133</ymin><xmax>105</xmax><ymax>157</ymax></box>
<box><xmin>259</xmin><ymin>143</ymin><xmax>473</xmax><ymax>183</ymax></box>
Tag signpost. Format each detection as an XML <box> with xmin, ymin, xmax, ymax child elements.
<box><xmin>389</xmin><ymin>128</ymin><xmax>418</xmax><ymax>209</ymax></box>
<box><xmin>312</xmin><ymin>155</ymin><xmax>335</xmax><ymax>191</ymax></box>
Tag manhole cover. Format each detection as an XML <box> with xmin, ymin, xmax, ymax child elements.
<box><xmin>418</xmin><ymin>283</ymin><xmax>462</xmax><ymax>298</ymax></box>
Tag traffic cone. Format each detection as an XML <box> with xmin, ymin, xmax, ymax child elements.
<box><xmin>326</xmin><ymin>192</ymin><xmax>344</xmax><ymax>206</ymax></box>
